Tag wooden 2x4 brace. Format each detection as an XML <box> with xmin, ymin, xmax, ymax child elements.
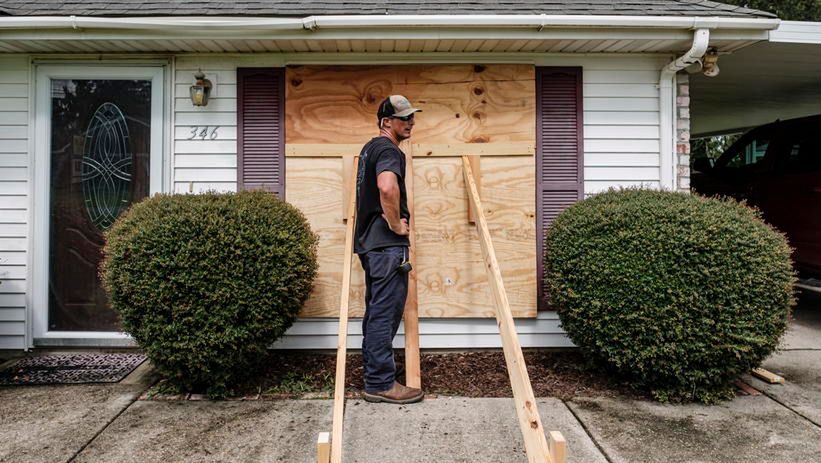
<box><xmin>462</xmin><ymin>155</ymin><xmax>565</xmax><ymax>463</ymax></box>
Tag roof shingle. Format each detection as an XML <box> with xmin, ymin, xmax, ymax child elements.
<box><xmin>0</xmin><ymin>1</ymin><xmax>777</xmax><ymax>18</ymax></box>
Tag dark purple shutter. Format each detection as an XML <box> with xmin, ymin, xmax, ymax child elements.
<box><xmin>238</xmin><ymin>68</ymin><xmax>285</xmax><ymax>197</ymax></box>
<box><xmin>536</xmin><ymin>67</ymin><xmax>584</xmax><ymax>310</ymax></box>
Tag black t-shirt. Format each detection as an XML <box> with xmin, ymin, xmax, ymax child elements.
<box><xmin>354</xmin><ymin>137</ymin><xmax>410</xmax><ymax>254</ymax></box>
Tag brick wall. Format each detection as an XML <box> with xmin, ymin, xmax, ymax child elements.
<box><xmin>676</xmin><ymin>73</ymin><xmax>691</xmax><ymax>192</ymax></box>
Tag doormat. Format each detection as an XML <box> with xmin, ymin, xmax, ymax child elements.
<box><xmin>0</xmin><ymin>353</ymin><xmax>146</xmax><ymax>385</ymax></box>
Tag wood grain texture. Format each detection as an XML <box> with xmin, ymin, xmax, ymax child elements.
<box><xmin>285</xmin><ymin>64</ymin><xmax>535</xmax><ymax>145</ymax></box>
<box><xmin>286</xmin><ymin>157</ymin><xmax>366</xmax><ymax>317</ymax></box>
<box><xmin>286</xmin><ymin>64</ymin><xmax>536</xmax><ymax>318</ymax></box>
<box><xmin>413</xmin><ymin>155</ymin><xmax>536</xmax><ymax>318</ymax></box>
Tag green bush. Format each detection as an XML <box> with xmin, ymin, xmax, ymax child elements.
<box><xmin>544</xmin><ymin>189</ymin><xmax>794</xmax><ymax>403</ymax></box>
<box><xmin>102</xmin><ymin>191</ymin><xmax>318</xmax><ymax>397</ymax></box>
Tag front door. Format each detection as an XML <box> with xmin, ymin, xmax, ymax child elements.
<box><xmin>34</xmin><ymin>65</ymin><xmax>164</xmax><ymax>340</ymax></box>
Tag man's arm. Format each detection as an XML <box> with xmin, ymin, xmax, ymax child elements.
<box><xmin>377</xmin><ymin>171</ymin><xmax>409</xmax><ymax>236</ymax></box>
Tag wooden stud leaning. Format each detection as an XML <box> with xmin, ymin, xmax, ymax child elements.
<box><xmin>403</xmin><ymin>143</ymin><xmax>422</xmax><ymax>389</ymax></box>
<box><xmin>319</xmin><ymin>155</ymin><xmax>359</xmax><ymax>463</ymax></box>
<box><xmin>462</xmin><ymin>156</ymin><xmax>564</xmax><ymax>463</ymax></box>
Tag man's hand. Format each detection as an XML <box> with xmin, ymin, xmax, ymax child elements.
<box><xmin>383</xmin><ymin>214</ymin><xmax>410</xmax><ymax>236</ymax></box>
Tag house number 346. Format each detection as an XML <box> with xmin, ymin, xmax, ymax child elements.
<box><xmin>188</xmin><ymin>126</ymin><xmax>220</xmax><ymax>140</ymax></box>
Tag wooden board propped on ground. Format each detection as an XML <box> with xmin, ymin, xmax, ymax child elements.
<box><xmin>403</xmin><ymin>146</ymin><xmax>421</xmax><ymax>389</ymax></box>
<box><xmin>319</xmin><ymin>156</ymin><xmax>359</xmax><ymax>463</ymax></box>
<box><xmin>462</xmin><ymin>155</ymin><xmax>565</xmax><ymax>463</ymax></box>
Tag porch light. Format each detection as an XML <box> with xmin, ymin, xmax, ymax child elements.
<box><xmin>189</xmin><ymin>69</ymin><xmax>213</xmax><ymax>106</ymax></box>
<box><xmin>702</xmin><ymin>48</ymin><xmax>720</xmax><ymax>77</ymax></box>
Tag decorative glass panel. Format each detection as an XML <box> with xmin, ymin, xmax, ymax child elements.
<box><xmin>49</xmin><ymin>79</ymin><xmax>151</xmax><ymax>332</ymax></box>
<box><xmin>82</xmin><ymin>102</ymin><xmax>133</xmax><ymax>230</ymax></box>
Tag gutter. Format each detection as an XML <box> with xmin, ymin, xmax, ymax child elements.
<box><xmin>0</xmin><ymin>14</ymin><xmax>780</xmax><ymax>32</ymax></box>
<box><xmin>659</xmin><ymin>29</ymin><xmax>711</xmax><ymax>190</ymax></box>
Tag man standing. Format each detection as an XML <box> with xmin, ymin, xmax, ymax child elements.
<box><xmin>354</xmin><ymin>95</ymin><xmax>424</xmax><ymax>404</ymax></box>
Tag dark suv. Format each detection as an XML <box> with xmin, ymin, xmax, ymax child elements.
<box><xmin>691</xmin><ymin>114</ymin><xmax>821</xmax><ymax>275</ymax></box>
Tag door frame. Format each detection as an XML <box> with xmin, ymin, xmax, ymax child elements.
<box><xmin>31</xmin><ymin>64</ymin><xmax>166</xmax><ymax>345</ymax></box>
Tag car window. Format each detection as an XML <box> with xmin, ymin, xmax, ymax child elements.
<box><xmin>780</xmin><ymin>132</ymin><xmax>821</xmax><ymax>173</ymax></box>
<box><xmin>723</xmin><ymin>136</ymin><xmax>770</xmax><ymax>169</ymax></box>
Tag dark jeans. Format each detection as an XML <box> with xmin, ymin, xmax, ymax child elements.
<box><xmin>358</xmin><ymin>245</ymin><xmax>409</xmax><ymax>393</ymax></box>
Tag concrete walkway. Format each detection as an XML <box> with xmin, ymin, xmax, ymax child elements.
<box><xmin>1</xmin><ymin>302</ymin><xmax>819</xmax><ymax>463</ymax></box>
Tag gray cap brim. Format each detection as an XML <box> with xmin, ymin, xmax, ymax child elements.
<box><xmin>393</xmin><ymin>107</ymin><xmax>422</xmax><ymax>117</ymax></box>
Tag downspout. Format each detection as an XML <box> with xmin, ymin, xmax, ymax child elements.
<box><xmin>659</xmin><ymin>28</ymin><xmax>710</xmax><ymax>190</ymax></box>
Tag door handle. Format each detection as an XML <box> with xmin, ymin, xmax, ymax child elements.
<box><xmin>811</xmin><ymin>187</ymin><xmax>821</xmax><ymax>194</ymax></box>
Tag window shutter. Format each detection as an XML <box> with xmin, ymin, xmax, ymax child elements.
<box><xmin>237</xmin><ymin>68</ymin><xmax>285</xmax><ymax>197</ymax></box>
<box><xmin>536</xmin><ymin>67</ymin><xmax>584</xmax><ymax>310</ymax></box>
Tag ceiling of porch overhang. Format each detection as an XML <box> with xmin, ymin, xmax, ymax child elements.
<box><xmin>691</xmin><ymin>23</ymin><xmax>821</xmax><ymax>136</ymax></box>
<box><xmin>0</xmin><ymin>32</ymin><xmax>763</xmax><ymax>55</ymax></box>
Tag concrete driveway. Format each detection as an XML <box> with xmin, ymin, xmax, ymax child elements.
<box><xmin>1</xmin><ymin>295</ymin><xmax>818</xmax><ymax>463</ymax></box>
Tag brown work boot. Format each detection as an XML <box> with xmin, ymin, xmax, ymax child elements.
<box><xmin>363</xmin><ymin>381</ymin><xmax>424</xmax><ymax>404</ymax></box>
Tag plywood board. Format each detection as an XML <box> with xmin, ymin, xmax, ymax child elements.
<box><xmin>285</xmin><ymin>64</ymin><xmax>535</xmax><ymax>145</ymax></box>
<box><xmin>285</xmin><ymin>64</ymin><xmax>536</xmax><ymax>318</ymax></box>
<box><xmin>413</xmin><ymin>155</ymin><xmax>536</xmax><ymax>318</ymax></box>
<box><xmin>286</xmin><ymin>156</ymin><xmax>366</xmax><ymax>317</ymax></box>
<box><xmin>288</xmin><ymin>153</ymin><xmax>536</xmax><ymax>318</ymax></box>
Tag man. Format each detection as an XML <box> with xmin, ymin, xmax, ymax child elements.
<box><xmin>354</xmin><ymin>95</ymin><xmax>424</xmax><ymax>404</ymax></box>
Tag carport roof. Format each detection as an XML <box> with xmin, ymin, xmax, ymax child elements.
<box><xmin>691</xmin><ymin>21</ymin><xmax>821</xmax><ymax>136</ymax></box>
<box><xmin>0</xmin><ymin>0</ymin><xmax>777</xmax><ymax>18</ymax></box>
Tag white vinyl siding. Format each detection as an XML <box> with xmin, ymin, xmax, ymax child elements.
<box><xmin>173</xmin><ymin>60</ymin><xmax>242</xmax><ymax>194</ymax></box>
<box><xmin>0</xmin><ymin>56</ymin><xmax>29</xmax><ymax>350</ymax></box>
<box><xmin>578</xmin><ymin>59</ymin><xmax>665</xmax><ymax>194</ymax></box>
<box><xmin>172</xmin><ymin>56</ymin><xmax>292</xmax><ymax>193</ymax></box>
<box><xmin>276</xmin><ymin>311</ymin><xmax>573</xmax><ymax>349</ymax></box>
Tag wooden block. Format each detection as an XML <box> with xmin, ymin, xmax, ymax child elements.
<box><xmin>466</xmin><ymin>155</ymin><xmax>481</xmax><ymax>224</ymax></box>
<box><xmin>751</xmin><ymin>367</ymin><xmax>785</xmax><ymax>384</ymax></box>
<box><xmin>733</xmin><ymin>379</ymin><xmax>762</xmax><ymax>396</ymax></box>
<box><xmin>549</xmin><ymin>431</ymin><xmax>567</xmax><ymax>463</ymax></box>
<box><xmin>316</xmin><ymin>432</ymin><xmax>330</xmax><ymax>463</ymax></box>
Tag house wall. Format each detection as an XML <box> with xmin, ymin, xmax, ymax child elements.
<box><xmin>172</xmin><ymin>53</ymin><xmax>668</xmax><ymax>348</ymax></box>
<box><xmin>0</xmin><ymin>55</ymin><xmax>29</xmax><ymax>350</ymax></box>
<box><xmin>0</xmin><ymin>53</ymin><xmax>671</xmax><ymax>349</ymax></box>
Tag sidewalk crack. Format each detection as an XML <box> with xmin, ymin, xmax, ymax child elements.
<box><xmin>64</xmin><ymin>389</ymin><xmax>143</xmax><ymax>463</ymax></box>
<box><xmin>561</xmin><ymin>399</ymin><xmax>616</xmax><ymax>463</ymax></box>
<box><xmin>754</xmin><ymin>386</ymin><xmax>821</xmax><ymax>429</ymax></box>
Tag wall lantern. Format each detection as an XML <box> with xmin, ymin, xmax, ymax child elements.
<box><xmin>701</xmin><ymin>48</ymin><xmax>720</xmax><ymax>77</ymax></box>
<box><xmin>189</xmin><ymin>69</ymin><xmax>213</xmax><ymax>106</ymax></box>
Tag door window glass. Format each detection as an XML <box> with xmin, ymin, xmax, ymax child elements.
<box><xmin>48</xmin><ymin>79</ymin><xmax>151</xmax><ymax>332</ymax></box>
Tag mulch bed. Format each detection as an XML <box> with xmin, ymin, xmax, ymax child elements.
<box><xmin>144</xmin><ymin>350</ymin><xmax>648</xmax><ymax>401</ymax></box>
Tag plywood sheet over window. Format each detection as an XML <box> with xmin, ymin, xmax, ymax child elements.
<box><xmin>285</xmin><ymin>64</ymin><xmax>536</xmax><ymax>318</ymax></box>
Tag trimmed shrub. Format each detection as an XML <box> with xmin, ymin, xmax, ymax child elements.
<box><xmin>544</xmin><ymin>189</ymin><xmax>794</xmax><ymax>403</ymax></box>
<box><xmin>102</xmin><ymin>191</ymin><xmax>318</xmax><ymax>396</ymax></box>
